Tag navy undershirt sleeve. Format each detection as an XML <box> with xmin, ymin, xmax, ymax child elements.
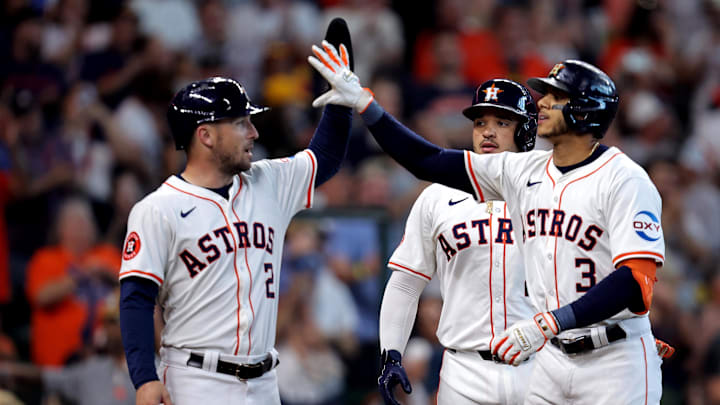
<box><xmin>308</xmin><ymin>105</ymin><xmax>353</xmax><ymax>186</ymax></box>
<box><xmin>120</xmin><ymin>277</ymin><xmax>159</xmax><ymax>389</ymax></box>
<box><xmin>551</xmin><ymin>265</ymin><xmax>645</xmax><ymax>331</ymax></box>
<box><xmin>361</xmin><ymin>101</ymin><xmax>473</xmax><ymax>194</ymax></box>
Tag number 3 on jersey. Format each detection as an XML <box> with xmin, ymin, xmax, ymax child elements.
<box><xmin>264</xmin><ymin>263</ymin><xmax>275</xmax><ymax>298</ymax></box>
<box><xmin>575</xmin><ymin>258</ymin><xmax>596</xmax><ymax>292</ymax></box>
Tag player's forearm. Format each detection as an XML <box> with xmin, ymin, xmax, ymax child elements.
<box><xmin>379</xmin><ymin>270</ymin><xmax>428</xmax><ymax>354</ymax></box>
<box><xmin>308</xmin><ymin>104</ymin><xmax>353</xmax><ymax>186</ymax></box>
<box><xmin>551</xmin><ymin>265</ymin><xmax>646</xmax><ymax>331</ymax></box>
<box><xmin>120</xmin><ymin>278</ymin><xmax>160</xmax><ymax>389</ymax></box>
<box><xmin>361</xmin><ymin>101</ymin><xmax>474</xmax><ymax>194</ymax></box>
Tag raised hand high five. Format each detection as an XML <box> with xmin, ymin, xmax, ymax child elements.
<box><xmin>307</xmin><ymin>40</ymin><xmax>374</xmax><ymax>112</ymax></box>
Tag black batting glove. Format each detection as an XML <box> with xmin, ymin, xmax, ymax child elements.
<box><xmin>378</xmin><ymin>349</ymin><xmax>412</xmax><ymax>405</ymax></box>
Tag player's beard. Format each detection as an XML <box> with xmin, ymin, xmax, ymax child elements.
<box><xmin>538</xmin><ymin>116</ymin><xmax>569</xmax><ymax>138</ymax></box>
<box><xmin>215</xmin><ymin>147</ymin><xmax>250</xmax><ymax>174</ymax></box>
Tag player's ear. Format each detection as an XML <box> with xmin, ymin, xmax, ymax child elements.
<box><xmin>195</xmin><ymin>124</ymin><xmax>215</xmax><ymax>149</ymax></box>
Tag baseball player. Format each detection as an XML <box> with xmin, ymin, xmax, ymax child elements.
<box><xmin>310</xmin><ymin>45</ymin><xmax>667</xmax><ymax>404</ymax></box>
<box><xmin>118</xmin><ymin>37</ymin><xmax>356</xmax><ymax>405</ymax></box>
<box><xmin>377</xmin><ymin>79</ymin><xmax>538</xmax><ymax>405</ymax></box>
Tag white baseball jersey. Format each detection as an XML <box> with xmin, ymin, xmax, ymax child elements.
<box><xmin>463</xmin><ymin>146</ymin><xmax>664</xmax><ymax>326</ymax></box>
<box><xmin>388</xmin><ymin>183</ymin><xmax>533</xmax><ymax>351</ymax></box>
<box><xmin>119</xmin><ymin>150</ymin><xmax>317</xmax><ymax>358</ymax></box>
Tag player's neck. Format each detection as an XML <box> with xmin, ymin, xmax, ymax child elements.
<box><xmin>551</xmin><ymin>134</ymin><xmax>598</xmax><ymax>167</ymax></box>
<box><xmin>182</xmin><ymin>162</ymin><xmax>234</xmax><ymax>189</ymax></box>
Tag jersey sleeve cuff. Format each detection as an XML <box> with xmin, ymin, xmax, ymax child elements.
<box><xmin>303</xmin><ymin>149</ymin><xmax>317</xmax><ymax>209</ymax></box>
<box><xmin>612</xmin><ymin>251</ymin><xmax>665</xmax><ymax>267</ymax></box>
<box><xmin>387</xmin><ymin>261</ymin><xmax>432</xmax><ymax>281</ymax></box>
<box><xmin>119</xmin><ymin>270</ymin><xmax>163</xmax><ymax>286</ymax></box>
<box><xmin>464</xmin><ymin>151</ymin><xmax>485</xmax><ymax>202</ymax></box>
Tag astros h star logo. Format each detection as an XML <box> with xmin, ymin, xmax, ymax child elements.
<box><xmin>482</xmin><ymin>83</ymin><xmax>504</xmax><ymax>102</ymax></box>
<box><xmin>549</xmin><ymin>63</ymin><xmax>565</xmax><ymax>77</ymax></box>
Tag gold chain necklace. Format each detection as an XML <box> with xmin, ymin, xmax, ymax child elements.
<box><xmin>586</xmin><ymin>142</ymin><xmax>599</xmax><ymax>160</ymax></box>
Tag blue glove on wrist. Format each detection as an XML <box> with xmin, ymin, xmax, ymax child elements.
<box><xmin>378</xmin><ymin>349</ymin><xmax>412</xmax><ymax>405</ymax></box>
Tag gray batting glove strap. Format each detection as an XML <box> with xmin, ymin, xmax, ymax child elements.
<box><xmin>378</xmin><ymin>349</ymin><xmax>412</xmax><ymax>405</ymax></box>
<box><xmin>307</xmin><ymin>40</ymin><xmax>374</xmax><ymax>112</ymax></box>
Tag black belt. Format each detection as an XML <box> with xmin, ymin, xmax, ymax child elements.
<box><xmin>187</xmin><ymin>352</ymin><xmax>277</xmax><ymax>380</ymax></box>
<box><xmin>447</xmin><ymin>348</ymin><xmax>513</xmax><ymax>364</ymax></box>
<box><xmin>478</xmin><ymin>350</ymin><xmax>502</xmax><ymax>362</ymax></box>
<box><xmin>550</xmin><ymin>324</ymin><xmax>627</xmax><ymax>355</ymax></box>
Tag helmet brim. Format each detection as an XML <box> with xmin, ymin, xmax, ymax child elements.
<box><xmin>247</xmin><ymin>101</ymin><xmax>270</xmax><ymax>115</ymax></box>
<box><xmin>462</xmin><ymin>103</ymin><xmax>527</xmax><ymax>121</ymax></box>
<box><xmin>527</xmin><ymin>77</ymin><xmax>571</xmax><ymax>95</ymax></box>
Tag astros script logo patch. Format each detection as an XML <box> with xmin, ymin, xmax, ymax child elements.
<box><xmin>632</xmin><ymin>211</ymin><xmax>661</xmax><ymax>242</ymax></box>
<box><xmin>123</xmin><ymin>232</ymin><xmax>141</xmax><ymax>260</ymax></box>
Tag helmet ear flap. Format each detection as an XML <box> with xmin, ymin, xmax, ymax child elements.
<box><xmin>561</xmin><ymin>103</ymin><xmax>580</xmax><ymax>133</ymax></box>
<box><xmin>561</xmin><ymin>95</ymin><xmax>618</xmax><ymax>137</ymax></box>
<box><xmin>167</xmin><ymin>104</ymin><xmax>194</xmax><ymax>150</ymax></box>
<box><xmin>514</xmin><ymin>114</ymin><xmax>537</xmax><ymax>151</ymax></box>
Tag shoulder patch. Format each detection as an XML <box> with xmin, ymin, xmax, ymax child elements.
<box><xmin>633</xmin><ymin>211</ymin><xmax>661</xmax><ymax>242</ymax></box>
<box><xmin>123</xmin><ymin>231</ymin><xmax>141</xmax><ymax>260</ymax></box>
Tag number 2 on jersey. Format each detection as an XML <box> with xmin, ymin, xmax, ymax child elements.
<box><xmin>264</xmin><ymin>263</ymin><xmax>275</xmax><ymax>298</ymax></box>
<box><xmin>575</xmin><ymin>258</ymin><xmax>596</xmax><ymax>292</ymax></box>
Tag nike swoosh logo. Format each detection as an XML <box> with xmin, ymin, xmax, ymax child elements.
<box><xmin>448</xmin><ymin>197</ymin><xmax>469</xmax><ymax>206</ymax></box>
<box><xmin>180</xmin><ymin>207</ymin><xmax>196</xmax><ymax>218</ymax></box>
<box><xmin>526</xmin><ymin>180</ymin><xmax>542</xmax><ymax>187</ymax></box>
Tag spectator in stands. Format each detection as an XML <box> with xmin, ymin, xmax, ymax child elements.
<box><xmin>103</xmin><ymin>167</ymin><xmax>145</xmax><ymax>248</ymax></box>
<box><xmin>129</xmin><ymin>0</ymin><xmax>199</xmax><ymax>52</ymax></box>
<box><xmin>0</xmin><ymin>104</ymin><xmax>21</xmax><ymax>305</ymax></box>
<box><xmin>321</xmin><ymin>0</ymin><xmax>404</xmax><ymax>81</ymax></box>
<box><xmin>704</xmin><ymin>330</ymin><xmax>720</xmax><ymax>403</ymax></box>
<box><xmin>619</xmin><ymin>90</ymin><xmax>679</xmax><ymax>166</ymax></box>
<box><xmin>41</xmin><ymin>0</ymin><xmax>88</xmax><ymax>69</ymax></box>
<box><xmin>78</xmin><ymin>6</ymin><xmax>146</xmax><ymax>108</ymax></box>
<box><xmin>228</xmin><ymin>0</ymin><xmax>321</xmax><ymax>98</ymax></box>
<box><xmin>277</xmin><ymin>304</ymin><xmax>345</xmax><ymax>405</ymax></box>
<box><xmin>25</xmin><ymin>195</ymin><xmax>120</xmax><ymax>366</ymax></box>
<box><xmin>323</xmin><ymin>210</ymin><xmax>382</xmax><ymax>400</ymax></box>
<box><xmin>111</xmin><ymin>37</ymin><xmax>177</xmax><ymax>184</ymax></box>
<box><xmin>279</xmin><ymin>220</ymin><xmax>359</xmax><ymax>357</ymax></box>
<box><xmin>0</xmin><ymin>8</ymin><xmax>65</xmax><ymax>111</ymax></box>
<box><xmin>413</xmin><ymin>2</ymin><xmax>547</xmax><ymax>87</ymax></box>
<box><xmin>599</xmin><ymin>2</ymin><xmax>674</xmax><ymax>86</ymax></box>
<box><xmin>188</xmin><ymin>0</ymin><xmax>232</xmax><ymax>78</ymax></box>
<box><xmin>409</xmin><ymin>30</ymin><xmax>474</xmax><ymax>149</ymax></box>
<box><xmin>0</xmin><ymin>289</ymin><xmax>135</xmax><ymax>405</ymax></box>
<box><xmin>59</xmin><ymin>82</ymin><xmax>144</xmax><ymax>202</ymax></box>
<box><xmin>4</xmin><ymin>87</ymin><xmax>75</xmax><ymax>260</ymax></box>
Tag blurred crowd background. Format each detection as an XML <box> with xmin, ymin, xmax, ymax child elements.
<box><xmin>0</xmin><ymin>0</ymin><xmax>719</xmax><ymax>404</ymax></box>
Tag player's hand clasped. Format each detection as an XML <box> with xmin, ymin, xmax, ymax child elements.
<box><xmin>655</xmin><ymin>338</ymin><xmax>675</xmax><ymax>359</ymax></box>
<box><xmin>378</xmin><ymin>349</ymin><xmax>412</xmax><ymax>405</ymax></box>
<box><xmin>307</xmin><ymin>41</ymin><xmax>374</xmax><ymax>112</ymax></box>
<box><xmin>491</xmin><ymin>312</ymin><xmax>559</xmax><ymax>366</ymax></box>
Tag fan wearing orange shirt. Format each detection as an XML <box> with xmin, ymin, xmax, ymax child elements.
<box><xmin>26</xmin><ymin>196</ymin><xmax>121</xmax><ymax>366</ymax></box>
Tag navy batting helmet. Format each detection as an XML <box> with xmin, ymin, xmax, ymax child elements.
<box><xmin>167</xmin><ymin>77</ymin><xmax>269</xmax><ymax>150</ymax></box>
<box><xmin>527</xmin><ymin>60</ymin><xmax>618</xmax><ymax>138</ymax></box>
<box><xmin>462</xmin><ymin>79</ymin><xmax>538</xmax><ymax>152</ymax></box>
